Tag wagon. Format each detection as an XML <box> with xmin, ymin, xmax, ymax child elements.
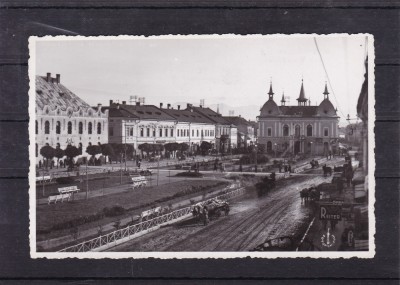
<box><xmin>192</xmin><ymin>198</ymin><xmax>230</xmax><ymax>225</ymax></box>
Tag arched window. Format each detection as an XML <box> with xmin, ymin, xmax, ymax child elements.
<box><xmin>56</xmin><ymin>121</ymin><xmax>61</xmax><ymax>134</ymax></box>
<box><xmin>307</xmin><ymin>125</ymin><xmax>313</xmax><ymax>137</ymax></box>
<box><xmin>283</xmin><ymin>125</ymin><xmax>289</xmax><ymax>137</ymax></box>
<box><xmin>79</xmin><ymin>122</ymin><xmax>83</xmax><ymax>134</ymax></box>
<box><xmin>44</xmin><ymin>121</ymin><xmax>50</xmax><ymax>134</ymax></box>
<box><xmin>97</xmin><ymin>122</ymin><xmax>102</xmax><ymax>134</ymax></box>
<box><xmin>67</xmin><ymin>122</ymin><xmax>72</xmax><ymax>134</ymax></box>
<box><xmin>295</xmin><ymin>125</ymin><xmax>301</xmax><ymax>137</ymax></box>
<box><xmin>88</xmin><ymin>122</ymin><xmax>93</xmax><ymax>134</ymax></box>
<box><xmin>35</xmin><ymin>120</ymin><xmax>38</xmax><ymax>134</ymax></box>
<box><xmin>36</xmin><ymin>143</ymin><xmax>38</xmax><ymax>157</ymax></box>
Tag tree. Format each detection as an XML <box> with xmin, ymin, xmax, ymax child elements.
<box><xmin>54</xmin><ymin>147</ymin><xmax>65</xmax><ymax>169</ymax></box>
<box><xmin>200</xmin><ymin>141</ymin><xmax>212</xmax><ymax>156</ymax></box>
<box><xmin>64</xmin><ymin>145</ymin><xmax>80</xmax><ymax>170</ymax></box>
<box><xmin>101</xmin><ymin>144</ymin><xmax>115</xmax><ymax>164</ymax></box>
<box><xmin>40</xmin><ymin>145</ymin><xmax>55</xmax><ymax>170</ymax></box>
<box><xmin>86</xmin><ymin>145</ymin><xmax>102</xmax><ymax>165</ymax></box>
<box><xmin>179</xmin><ymin>143</ymin><xmax>189</xmax><ymax>152</ymax></box>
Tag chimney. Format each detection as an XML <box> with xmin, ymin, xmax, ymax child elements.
<box><xmin>136</xmin><ymin>102</ymin><xmax>140</xmax><ymax>106</ymax></box>
<box><xmin>160</xmin><ymin>103</ymin><xmax>163</xmax><ymax>108</ymax></box>
<box><xmin>177</xmin><ymin>105</ymin><xmax>180</xmax><ymax>110</ymax></box>
<box><xmin>122</xmin><ymin>101</ymin><xmax>126</xmax><ymax>105</ymax></box>
<box><xmin>109</xmin><ymin>100</ymin><xmax>113</xmax><ymax>106</ymax></box>
<box><xmin>46</xmin><ymin>72</ymin><xmax>51</xmax><ymax>82</ymax></box>
<box><xmin>167</xmin><ymin>103</ymin><xmax>171</xmax><ymax>109</ymax></box>
<box><xmin>97</xmin><ymin>103</ymin><xmax>102</xmax><ymax>109</ymax></box>
<box><xmin>56</xmin><ymin>74</ymin><xmax>60</xmax><ymax>84</ymax></box>
<box><xmin>187</xmin><ymin>103</ymin><xmax>192</xmax><ymax>109</ymax></box>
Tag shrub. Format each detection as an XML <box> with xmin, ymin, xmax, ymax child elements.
<box><xmin>175</xmin><ymin>171</ymin><xmax>203</xmax><ymax>178</ymax></box>
<box><xmin>56</xmin><ymin>177</ymin><xmax>75</xmax><ymax>184</ymax></box>
<box><xmin>103</xmin><ymin>206</ymin><xmax>126</xmax><ymax>217</ymax></box>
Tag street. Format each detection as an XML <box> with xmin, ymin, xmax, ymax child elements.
<box><xmin>109</xmin><ymin>157</ymin><xmax>344</xmax><ymax>252</ymax></box>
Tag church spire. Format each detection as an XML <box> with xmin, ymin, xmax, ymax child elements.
<box><xmin>323</xmin><ymin>81</ymin><xmax>329</xmax><ymax>100</ymax></box>
<box><xmin>281</xmin><ymin>92</ymin><xmax>286</xmax><ymax>106</ymax></box>
<box><xmin>268</xmin><ymin>80</ymin><xmax>274</xmax><ymax>100</ymax></box>
<box><xmin>297</xmin><ymin>79</ymin><xmax>308</xmax><ymax>106</ymax></box>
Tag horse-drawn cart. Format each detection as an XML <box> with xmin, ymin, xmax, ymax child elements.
<box><xmin>192</xmin><ymin>198</ymin><xmax>230</xmax><ymax>225</ymax></box>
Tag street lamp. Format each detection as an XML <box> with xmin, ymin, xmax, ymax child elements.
<box><xmin>310</xmin><ymin>141</ymin><xmax>313</xmax><ymax>157</ymax></box>
<box><xmin>274</xmin><ymin>143</ymin><xmax>277</xmax><ymax>158</ymax></box>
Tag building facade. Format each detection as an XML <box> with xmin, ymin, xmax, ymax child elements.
<box><xmin>257</xmin><ymin>81</ymin><xmax>340</xmax><ymax>156</ymax></box>
<box><xmin>35</xmin><ymin>73</ymin><xmax>108</xmax><ymax>165</ymax></box>
<box><xmin>224</xmin><ymin>116</ymin><xmax>255</xmax><ymax>148</ymax></box>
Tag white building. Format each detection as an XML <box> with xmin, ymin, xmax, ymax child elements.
<box><xmin>35</xmin><ymin>73</ymin><xmax>108</xmax><ymax>165</ymax></box>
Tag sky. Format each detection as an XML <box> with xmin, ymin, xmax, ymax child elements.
<box><xmin>34</xmin><ymin>35</ymin><xmax>370</xmax><ymax>125</ymax></box>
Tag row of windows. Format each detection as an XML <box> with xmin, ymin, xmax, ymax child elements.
<box><xmin>137</xmin><ymin>128</ymin><xmax>174</xmax><ymax>138</ymax></box>
<box><xmin>177</xmin><ymin>129</ymin><xmax>214</xmax><ymax>137</ymax></box>
<box><xmin>36</xmin><ymin>120</ymin><xmax>102</xmax><ymax>135</ymax></box>
<box><xmin>265</xmin><ymin>124</ymin><xmax>329</xmax><ymax>137</ymax></box>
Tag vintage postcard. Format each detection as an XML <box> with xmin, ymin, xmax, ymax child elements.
<box><xmin>29</xmin><ymin>34</ymin><xmax>375</xmax><ymax>259</ymax></box>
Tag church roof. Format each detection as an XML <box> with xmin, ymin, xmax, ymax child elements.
<box><xmin>279</xmin><ymin>106</ymin><xmax>318</xmax><ymax>117</ymax></box>
<box><xmin>35</xmin><ymin>75</ymin><xmax>91</xmax><ymax>111</ymax></box>
<box><xmin>297</xmin><ymin>80</ymin><xmax>308</xmax><ymax>102</ymax></box>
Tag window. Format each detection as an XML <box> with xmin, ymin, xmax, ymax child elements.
<box><xmin>97</xmin><ymin>122</ymin><xmax>102</xmax><ymax>134</ymax></box>
<box><xmin>307</xmin><ymin>125</ymin><xmax>313</xmax><ymax>137</ymax></box>
<box><xmin>177</xmin><ymin>129</ymin><xmax>180</xmax><ymax>137</ymax></box>
<box><xmin>283</xmin><ymin>125</ymin><xmax>289</xmax><ymax>137</ymax></box>
<box><xmin>324</xmin><ymin>128</ymin><xmax>329</xmax><ymax>137</ymax></box>
<box><xmin>201</xmin><ymin>130</ymin><xmax>204</xmax><ymax>137</ymax></box>
<box><xmin>171</xmin><ymin>129</ymin><xmax>174</xmax><ymax>137</ymax></box>
<box><xmin>36</xmin><ymin>143</ymin><xmax>38</xmax><ymax>157</ymax></box>
<box><xmin>295</xmin><ymin>125</ymin><xmax>300</xmax><ymax>137</ymax></box>
<box><xmin>109</xmin><ymin>127</ymin><xmax>114</xmax><ymax>136</ymax></box>
<box><xmin>44</xmin><ymin>121</ymin><xmax>50</xmax><ymax>134</ymax></box>
<box><xmin>68</xmin><ymin>122</ymin><xmax>72</xmax><ymax>134</ymax></box>
<box><xmin>140</xmin><ymin>128</ymin><xmax>144</xmax><ymax>137</ymax></box>
<box><xmin>197</xmin><ymin>130</ymin><xmax>199</xmax><ymax>137</ymax></box>
<box><xmin>130</xmin><ymin>127</ymin><xmax>134</xmax><ymax>136</ymax></box>
<box><xmin>55</xmin><ymin>121</ymin><xmax>61</xmax><ymax>134</ymax></box>
<box><xmin>159</xmin><ymin>128</ymin><xmax>162</xmax><ymax>137</ymax></box>
<box><xmin>147</xmin><ymin>128</ymin><xmax>150</xmax><ymax>137</ymax></box>
<box><xmin>192</xmin><ymin>130</ymin><xmax>194</xmax><ymax>137</ymax></box>
<box><xmin>35</xmin><ymin>120</ymin><xmax>38</xmax><ymax>134</ymax></box>
<box><xmin>88</xmin><ymin>122</ymin><xmax>93</xmax><ymax>134</ymax></box>
<box><xmin>79</xmin><ymin>122</ymin><xmax>83</xmax><ymax>134</ymax></box>
<box><xmin>165</xmin><ymin>129</ymin><xmax>168</xmax><ymax>137</ymax></box>
<box><xmin>153</xmin><ymin>129</ymin><xmax>156</xmax><ymax>137</ymax></box>
<box><xmin>267</xmin><ymin>128</ymin><xmax>272</xmax><ymax>137</ymax></box>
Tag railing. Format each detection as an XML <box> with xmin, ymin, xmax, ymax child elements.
<box><xmin>58</xmin><ymin>186</ymin><xmax>246</xmax><ymax>252</ymax></box>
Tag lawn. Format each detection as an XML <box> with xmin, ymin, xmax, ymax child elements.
<box><xmin>37</xmin><ymin>179</ymin><xmax>228</xmax><ymax>234</ymax></box>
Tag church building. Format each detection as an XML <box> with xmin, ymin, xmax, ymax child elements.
<box><xmin>257</xmin><ymin>80</ymin><xmax>340</xmax><ymax>156</ymax></box>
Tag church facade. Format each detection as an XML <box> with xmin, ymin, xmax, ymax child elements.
<box><xmin>257</xmin><ymin>81</ymin><xmax>340</xmax><ymax>156</ymax></box>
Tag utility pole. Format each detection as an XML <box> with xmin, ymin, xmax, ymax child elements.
<box><xmin>86</xmin><ymin>160</ymin><xmax>89</xmax><ymax>200</ymax></box>
<box><xmin>157</xmin><ymin>157</ymin><xmax>160</xmax><ymax>186</ymax></box>
<box><xmin>120</xmin><ymin>153</ymin><xmax>123</xmax><ymax>184</ymax></box>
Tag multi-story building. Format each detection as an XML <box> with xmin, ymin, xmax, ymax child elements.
<box><xmin>35</xmin><ymin>73</ymin><xmax>108</xmax><ymax>165</ymax></box>
<box><xmin>190</xmin><ymin>105</ymin><xmax>238</xmax><ymax>152</ymax></box>
<box><xmin>223</xmin><ymin>116</ymin><xmax>255</xmax><ymax>148</ymax></box>
<box><xmin>257</xmin><ymin>81</ymin><xmax>340</xmax><ymax>156</ymax></box>
<box><xmin>105</xmin><ymin>101</ymin><xmax>177</xmax><ymax>153</ymax></box>
<box><xmin>162</xmin><ymin>103</ymin><xmax>216</xmax><ymax>153</ymax></box>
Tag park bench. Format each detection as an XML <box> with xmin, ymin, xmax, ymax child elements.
<box><xmin>48</xmin><ymin>193</ymin><xmax>72</xmax><ymax>204</ymax></box>
<box><xmin>58</xmin><ymin>185</ymin><xmax>80</xmax><ymax>194</ymax></box>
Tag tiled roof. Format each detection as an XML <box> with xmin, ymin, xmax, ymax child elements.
<box><xmin>36</xmin><ymin>76</ymin><xmax>90</xmax><ymax>111</ymax></box>
<box><xmin>191</xmin><ymin>106</ymin><xmax>230</xmax><ymax>125</ymax></box>
<box><xmin>119</xmin><ymin>104</ymin><xmax>176</xmax><ymax>121</ymax></box>
<box><xmin>223</xmin><ymin>116</ymin><xmax>251</xmax><ymax>126</ymax></box>
<box><xmin>279</xmin><ymin>106</ymin><xmax>318</xmax><ymax>117</ymax></box>
<box><xmin>97</xmin><ymin>106</ymin><xmax>138</xmax><ymax>118</ymax></box>
<box><xmin>162</xmin><ymin>108</ymin><xmax>215</xmax><ymax>124</ymax></box>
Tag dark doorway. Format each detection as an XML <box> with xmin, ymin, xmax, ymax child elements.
<box><xmin>294</xmin><ymin>141</ymin><xmax>301</xmax><ymax>154</ymax></box>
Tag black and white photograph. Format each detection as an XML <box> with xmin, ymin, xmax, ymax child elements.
<box><xmin>29</xmin><ymin>34</ymin><xmax>374</xmax><ymax>259</ymax></box>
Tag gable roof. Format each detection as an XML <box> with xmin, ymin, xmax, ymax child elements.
<box><xmin>119</xmin><ymin>104</ymin><xmax>176</xmax><ymax>121</ymax></box>
<box><xmin>223</xmin><ymin>116</ymin><xmax>251</xmax><ymax>126</ymax></box>
<box><xmin>36</xmin><ymin>76</ymin><xmax>90</xmax><ymax>111</ymax></box>
<box><xmin>162</xmin><ymin>108</ymin><xmax>215</xmax><ymax>124</ymax></box>
<box><xmin>190</xmin><ymin>106</ymin><xmax>230</xmax><ymax>125</ymax></box>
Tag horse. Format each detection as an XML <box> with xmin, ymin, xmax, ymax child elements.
<box><xmin>310</xmin><ymin>160</ymin><xmax>319</xmax><ymax>169</ymax></box>
<box><xmin>322</xmin><ymin>165</ymin><xmax>332</xmax><ymax>177</ymax></box>
<box><xmin>300</xmin><ymin>188</ymin><xmax>310</xmax><ymax>203</ymax></box>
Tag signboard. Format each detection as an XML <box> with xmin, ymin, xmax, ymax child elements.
<box><xmin>319</xmin><ymin>204</ymin><xmax>342</xmax><ymax>220</ymax></box>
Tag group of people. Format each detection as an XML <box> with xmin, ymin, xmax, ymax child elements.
<box><xmin>278</xmin><ymin>163</ymin><xmax>292</xmax><ymax>174</ymax></box>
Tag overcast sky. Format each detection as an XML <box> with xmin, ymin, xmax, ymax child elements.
<box><xmin>35</xmin><ymin>35</ymin><xmax>370</xmax><ymax>125</ymax></box>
